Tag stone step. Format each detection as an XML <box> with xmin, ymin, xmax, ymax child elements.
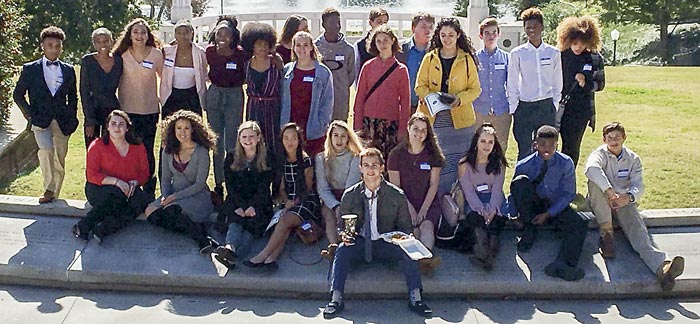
<box><xmin>0</xmin><ymin>195</ymin><xmax>698</xmax><ymax>228</ymax></box>
<box><xmin>0</xmin><ymin>213</ymin><xmax>698</xmax><ymax>298</ymax></box>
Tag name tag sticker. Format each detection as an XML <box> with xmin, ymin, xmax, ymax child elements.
<box><xmin>476</xmin><ymin>184</ymin><xmax>489</xmax><ymax>192</ymax></box>
<box><xmin>540</xmin><ymin>58</ymin><xmax>551</xmax><ymax>66</ymax></box>
<box><xmin>226</xmin><ymin>62</ymin><xmax>237</xmax><ymax>70</ymax></box>
<box><xmin>141</xmin><ymin>60</ymin><xmax>154</xmax><ymax>69</ymax></box>
<box><xmin>303</xmin><ymin>76</ymin><xmax>315</xmax><ymax>82</ymax></box>
<box><xmin>583</xmin><ymin>64</ymin><xmax>592</xmax><ymax>71</ymax></box>
<box><xmin>618</xmin><ymin>169</ymin><xmax>630</xmax><ymax>178</ymax></box>
<box><xmin>335</xmin><ymin>54</ymin><xmax>345</xmax><ymax>61</ymax></box>
<box><xmin>164</xmin><ymin>59</ymin><xmax>174</xmax><ymax>67</ymax></box>
<box><xmin>494</xmin><ymin>63</ymin><xmax>506</xmax><ymax>70</ymax></box>
<box><xmin>419</xmin><ymin>162</ymin><xmax>431</xmax><ymax>171</ymax></box>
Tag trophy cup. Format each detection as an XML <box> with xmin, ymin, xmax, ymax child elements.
<box><xmin>341</xmin><ymin>214</ymin><xmax>358</xmax><ymax>245</ymax></box>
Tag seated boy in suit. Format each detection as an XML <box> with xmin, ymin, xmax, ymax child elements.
<box><xmin>13</xmin><ymin>26</ymin><xmax>78</xmax><ymax>203</ymax></box>
<box><xmin>510</xmin><ymin>125</ymin><xmax>588</xmax><ymax>281</ymax></box>
<box><xmin>324</xmin><ymin>148</ymin><xmax>431</xmax><ymax>319</ymax></box>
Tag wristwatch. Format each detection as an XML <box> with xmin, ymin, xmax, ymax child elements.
<box><xmin>627</xmin><ymin>192</ymin><xmax>636</xmax><ymax>203</ymax></box>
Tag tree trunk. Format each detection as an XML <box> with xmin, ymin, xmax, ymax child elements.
<box><xmin>657</xmin><ymin>8</ymin><xmax>670</xmax><ymax>63</ymax></box>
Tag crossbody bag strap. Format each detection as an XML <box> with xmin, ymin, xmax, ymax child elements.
<box><xmin>364</xmin><ymin>62</ymin><xmax>399</xmax><ymax>103</ymax></box>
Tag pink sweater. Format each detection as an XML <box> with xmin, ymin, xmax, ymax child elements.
<box><xmin>118</xmin><ymin>47</ymin><xmax>164</xmax><ymax>115</ymax></box>
<box><xmin>353</xmin><ymin>56</ymin><xmax>411</xmax><ymax>137</ymax></box>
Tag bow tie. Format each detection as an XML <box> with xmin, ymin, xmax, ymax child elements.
<box><xmin>46</xmin><ymin>60</ymin><xmax>59</xmax><ymax>67</ymax></box>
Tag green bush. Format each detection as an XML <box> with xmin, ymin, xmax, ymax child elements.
<box><xmin>0</xmin><ymin>0</ymin><xmax>29</xmax><ymax>127</ymax></box>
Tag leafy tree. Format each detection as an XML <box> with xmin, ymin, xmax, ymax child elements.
<box><xmin>21</xmin><ymin>0</ymin><xmax>140</xmax><ymax>62</ymax></box>
<box><xmin>598</xmin><ymin>0</ymin><xmax>700</xmax><ymax>62</ymax></box>
<box><xmin>454</xmin><ymin>0</ymin><xmax>508</xmax><ymax>18</ymax></box>
<box><xmin>0</xmin><ymin>0</ymin><xmax>30</xmax><ymax>126</ymax></box>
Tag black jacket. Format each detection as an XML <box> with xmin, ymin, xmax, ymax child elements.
<box><xmin>13</xmin><ymin>58</ymin><xmax>79</xmax><ymax>135</ymax></box>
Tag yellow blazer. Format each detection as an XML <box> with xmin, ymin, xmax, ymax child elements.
<box><xmin>414</xmin><ymin>48</ymin><xmax>481</xmax><ymax>129</ymax></box>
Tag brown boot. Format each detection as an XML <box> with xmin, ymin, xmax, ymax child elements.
<box><xmin>598</xmin><ymin>222</ymin><xmax>616</xmax><ymax>259</ymax></box>
<box><xmin>657</xmin><ymin>256</ymin><xmax>685</xmax><ymax>292</ymax></box>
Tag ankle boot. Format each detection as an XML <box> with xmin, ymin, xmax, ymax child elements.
<box><xmin>598</xmin><ymin>222</ymin><xmax>616</xmax><ymax>258</ymax></box>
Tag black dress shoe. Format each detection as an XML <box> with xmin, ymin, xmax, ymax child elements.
<box><xmin>243</xmin><ymin>260</ymin><xmax>265</xmax><ymax>268</ymax></box>
<box><xmin>264</xmin><ymin>261</ymin><xmax>279</xmax><ymax>271</ymax></box>
<box><xmin>408</xmin><ymin>301</ymin><xmax>432</xmax><ymax>317</ymax></box>
<box><xmin>72</xmin><ymin>224</ymin><xmax>88</xmax><ymax>241</ymax></box>
<box><xmin>323</xmin><ymin>300</ymin><xmax>344</xmax><ymax>319</ymax></box>
<box><xmin>213</xmin><ymin>246</ymin><xmax>237</xmax><ymax>269</ymax></box>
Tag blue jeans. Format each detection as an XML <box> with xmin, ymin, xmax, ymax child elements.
<box><xmin>330</xmin><ymin>237</ymin><xmax>422</xmax><ymax>294</ymax></box>
<box><xmin>225</xmin><ymin>222</ymin><xmax>253</xmax><ymax>258</ymax></box>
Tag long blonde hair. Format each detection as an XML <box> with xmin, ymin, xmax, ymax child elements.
<box><xmin>231</xmin><ymin>121</ymin><xmax>269</xmax><ymax>172</ymax></box>
<box><xmin>322</xmin><ymin>120</ymin><xmax>363</xmax><ymax>177</ymax></box>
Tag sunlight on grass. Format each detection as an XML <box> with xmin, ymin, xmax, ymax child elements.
<box><xmin>3</xmin><ymin>66</ymin><xmax>699</xmax><ymax>209</ymax></box>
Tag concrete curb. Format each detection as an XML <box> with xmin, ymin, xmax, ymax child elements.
<box><xmin>0</xmin><ymin>195</ymin><xmax>697</xmax><ymax>227</ymax></box>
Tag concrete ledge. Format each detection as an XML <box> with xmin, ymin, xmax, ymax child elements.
<box><xmin>0</xmin><ymin>213</ymin><xmax>699</xmax><ymax>299</ymax></box>
<box><xmin>0</xmin><ymin>130</ymin><xmax>38</xmax><ymax>185</ymax></box>
<box><xmin>0</xmin><ymin>194</ymin><xmax>697</xmax><ymax>228</ymax></box>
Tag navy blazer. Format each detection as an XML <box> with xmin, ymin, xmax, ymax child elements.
<box><xmin>13</xmin><ymin>58</ymin><xmax>79</xmax><ymax>136</ymax></box>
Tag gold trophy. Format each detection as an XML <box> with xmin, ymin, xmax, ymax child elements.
<box><xmin>341</xmin><ymin>214</ymin><xmax>358</xmax><ymax>245</ymax></box>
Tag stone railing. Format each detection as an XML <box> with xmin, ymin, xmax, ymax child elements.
<box><xmin>155</xmin><ymin>11</ymin><xmax>524</xmax><ymax>52</ymax></box>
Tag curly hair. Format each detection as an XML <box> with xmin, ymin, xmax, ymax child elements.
<box><xmin>112</xmin><ymin>18</ymin><xmax>161</xmax><ymax>55</ymax></box>
<box><xmin>291</xmin><ymin>31</ymin><xmax>321</xmax><ymax>61</ymax></box>
<box><xmin>208</xmin><ymin>15</ymin><xmax>241</xmax><ymax>49</ymax></box>
<box><xmin>101</xmin><ymin>110</ymin><xmax>141</xmax><ymax>145</ymax></box>
<box><xmin>429</xmin><ymin>18</ymin><xmax>477</xmax><ymax>64</ymax></box>
<box><xmin>240</xmin><ymin>22</ymin><xmax>277</xmax><ymax>55</ymax></box>
<box><xmin>460</xmin><ymin>123</ymin><xmax>508</xmax><ymax>175</ymax></box>
<box><xmin>161</xmin><ymin>110</ymin><xmax>217</xmax><ymax>155</ymax></box>
<box><xmin>556</xmin><ymin>15</ymin><xmax>602</xmax><ymax>52</ymax></box>
<box><xmin>231</xmin><ymin>121</ymin><xmax>269</xmax><ymax>172</ymax></box>
<box><xmin>322</xmin><ymin>120</ymin><xmax>363</xmax><ymax>176</ymax></box>
<box><xmin>392</xmin><ymin>112</ymin><xmax>446</xmax><ymax>167</ymax></box>
<box><xmin>40</xmin><ymin>26</ymin><xmax>65</xmax><ymax>42</ymax></box>
<box><xmin>366</xmin><ymin>24</ymin><xmax>400</xmax><ymax>56</ymax></box>
<box><xmin>279</xmin><ymin>15</ymin><xmax>308</xmax><ymax>45</ymax></box>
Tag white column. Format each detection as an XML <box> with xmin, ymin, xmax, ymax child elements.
<box><xmin>467</xmin><ymin>0</ymin><xmax>490</xmax><ymax>50</ymax></box>
<box><xmin>171</xmin><ymin>0</ymin><xmax>193</xmax><ymax>23</ymax></box>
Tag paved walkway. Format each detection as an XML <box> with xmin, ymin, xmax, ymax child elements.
<box><xmin>2</xmin><ymin>285</ymin><xmax>700</xmax><ymax>323</ymax></box>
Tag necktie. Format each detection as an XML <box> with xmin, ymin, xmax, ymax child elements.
<box><xmin>533</xmin><ymin>159</ymin><xmax>548</xmax><ymax>185</ymax></box>
<box><xmin>46</xmin><ymin>60</ymin><xmax>59</xmax><ymax>67</ymax></box>
<box><xmin>363</xmin><ymin>190</ymin><xmax>376</xmax><ymax>263</ymax></box>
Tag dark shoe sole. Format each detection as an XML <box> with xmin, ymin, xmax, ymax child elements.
<box><xmin>323</xmin><ymin>301</ymin><xmax>344</xmax><ymax>319</ymax></box>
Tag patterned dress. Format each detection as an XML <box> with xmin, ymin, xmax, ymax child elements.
<box><xmin>245</xmin><ymin>61</ymin><xmax>281</xmax><ymax>152</ymax></box>
<box><xmin>282</xmin><ymin>155</ymin><xmax>320</xmax><ymax>223</ymax></box>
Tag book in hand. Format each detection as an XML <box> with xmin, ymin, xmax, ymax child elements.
<box><xmin>425</xmin><ymin>92</ymin><xmax>456</xmax><ymax>117</ymax></box>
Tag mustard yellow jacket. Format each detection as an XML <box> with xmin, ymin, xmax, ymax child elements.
<box><xmin>415</xmin><ymin>49</ymin><xmax>481</xmax><ymax>129</ymax></box>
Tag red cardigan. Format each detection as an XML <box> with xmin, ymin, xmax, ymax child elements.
<box><xmin>353</xmin><ymin>56</ymin><xmax>411</xmax><ymax>137</ymax></box>
<box><xmin>86</xmin><ymin>139</ymin><xmax>150</xmax><ymax>186</ymax></box>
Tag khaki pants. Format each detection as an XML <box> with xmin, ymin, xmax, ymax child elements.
<box><xmin>588</xmin><ymin>180</ymin><xmax>667</xmax><ymax>273</ymax></box>
<box><xmin>474</xmin><ymin>111</ymin><xmax>512</xmax><ymax>154</ymax></box>
<box><xmin>32</xmin><ymin>120</ymin><xmax>70</xmax><ymax>197</ymax></box>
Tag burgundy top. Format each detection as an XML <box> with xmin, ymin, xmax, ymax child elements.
<box><xmin>172</xmin><ymin>157</ymin><xmax>190</xmax><ymax>173</ymax></box>
<box><xmin>387</xmin><ymin>146</ymin><xmax>443</xmax><ymax>226</ymax></box>
<box><xmin>275</xmin><ymin>44</ymin><xmax>292</xmax><ymax>64</ymax></box>
<box><xmin>206</xmin><ymin>45</ymin><xmax>249</xmax><ymax>88</ymax></box>
<box><xmin>289</xmin><ymin>67</ymin><xmax>324</xmax><ymax>155</ymax></box>
<box><xmin>86</xmin><ymin>139</ymin><xmax>150</xmax><ymax>186</ymax></box>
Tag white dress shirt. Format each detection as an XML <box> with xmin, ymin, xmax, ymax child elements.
<box><xmin>42</xmin><ymin>56</ymin><xmax>63</xmax><ymax>97</ymax></box>
<box><xmin>506</xmin><ymin>41</ymin><xmax>563</xmax><ymax>114</ymax></box>
<box><xmin>363</xmin><ymin>186</ymin><xmax>381</xmax><ymax>240</ymax></box>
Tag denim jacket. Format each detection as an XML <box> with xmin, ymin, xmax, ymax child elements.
<box><xmin>280</xmin><ymin>61</ymin><xmax>334</xmax><ymax>141</ymax></box>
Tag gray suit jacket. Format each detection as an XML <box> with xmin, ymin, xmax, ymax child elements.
<box><xmin>338</xmin><ymin>179</ymin><xmax>412</xmax><ymax>236</ymax></box>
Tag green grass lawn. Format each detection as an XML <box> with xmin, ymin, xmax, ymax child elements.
<box><xmin>3</xmin><ymin>66</ymin><xmax>699</xmax><ymax>210</ymax></box>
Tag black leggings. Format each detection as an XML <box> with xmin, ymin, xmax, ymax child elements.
<box><xmin>76</xmin><ymin>182</ymin><xmax>150</xmax><ymax>240</ymax></box>
<box><xmin>147</xmin><ymin>205</ymin><xmax>211</xmax><ymax>249</ymax></box>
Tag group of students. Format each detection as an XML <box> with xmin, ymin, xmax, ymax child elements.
<box><xmin>12</xmin><ymin>5</ymin><xmax>685</xmax><ymax>319</ymax></box>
